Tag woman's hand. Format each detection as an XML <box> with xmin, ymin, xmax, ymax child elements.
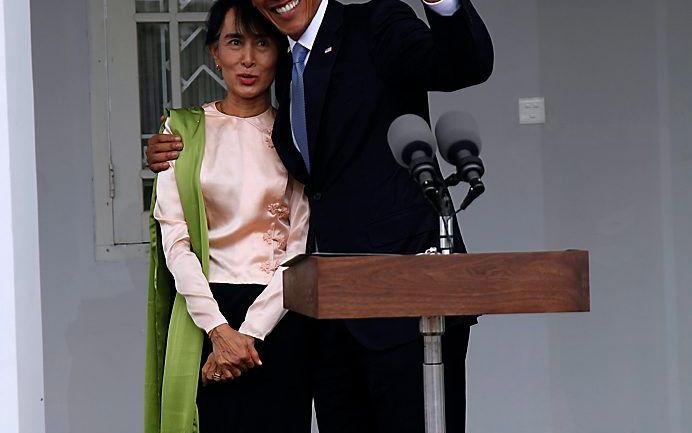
<box><xmin>208</xmin><ymin>324</ymin><xmax>262</xmax><ymax>380</ymax></box>
<box><xmin>201</xmin><ymin>352</ymin><xmax>223</xmax><ymax>386</ymax></box>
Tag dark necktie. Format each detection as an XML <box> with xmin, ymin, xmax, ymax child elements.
<box><xmin>291</xmin><ymin>43</ymin><xmax>311</xmax><ymax>173</ymax></box>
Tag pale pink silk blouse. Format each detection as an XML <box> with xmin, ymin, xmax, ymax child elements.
<box><xmin>153</xmin><ymin>102</ymin><xmax>309</xmax><ymax>339</ymax></box>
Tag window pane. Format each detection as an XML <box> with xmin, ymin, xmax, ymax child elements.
<box><xmin>137</xmin><ymin>22</ymin><xmax>171</xmax><ymax>171</ymax></box>
<box><xmin>180</xmin><ymin>22</ymin><xmax>226</xmax><ymax>107</ymax></box>
<box><xmin>141</xmin><ymin>137</ymin><xmax>152</xmax><ymax>174</ymax></box>
<box><xmin>179</xmin><ymin>0</ymin><xmax>215</xmax><ymax>12</ymax></box>
<box><xmin>141</xmin><ymin>137</ymin><xmax>155</xmax><ymax>211</ymax></box>
<box><xmin>136</xmin><ymin>0</ymin><xmax>168</xmax><ymax>12</ymax></box>
<box><xmin>143</xmin><ymin>178</ymin><xmax>155</xmax><ymax>212</ymax></box>
<box><xmin>137</xmin><ymin>23</ymin><xmax>170</xmax><ymax>212</ymax></box>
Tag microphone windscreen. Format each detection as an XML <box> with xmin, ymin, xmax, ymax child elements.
<box><xmin>434</xmin><ymin>111</ymin><xmax>481</xmax><ymax>161</ymax></box>
<box><xmin>387</xmin><ymin>114</ymin><xmax>436</xmax><ymax>168</ymax></box>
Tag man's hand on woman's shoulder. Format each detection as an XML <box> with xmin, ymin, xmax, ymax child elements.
<box><xmin>146</xmin><ymin>133</ymin><xmax>183</xmax><ymax>173</ymax></box>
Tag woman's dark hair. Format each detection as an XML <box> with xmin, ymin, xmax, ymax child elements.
<box><xmin>205</xmin><ymin>0</ymin><xmax>285</xmax><ymax>49</ymax></box>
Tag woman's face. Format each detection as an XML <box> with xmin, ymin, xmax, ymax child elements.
<box><xmin>210</xmin><ymin>8</ymin><xmax>279</xmax><ymax>103</ymax></box>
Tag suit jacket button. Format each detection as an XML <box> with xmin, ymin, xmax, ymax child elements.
<box><xmin>312</xmin><ymin>193</ymin><xmax>323</xmax><ymax>201</ymax></box>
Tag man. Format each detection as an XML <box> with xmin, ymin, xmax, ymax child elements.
<box><xmin>147</xmin><ymin>0</ymin><xmax>493</xmax><ymax>431</ymax></box>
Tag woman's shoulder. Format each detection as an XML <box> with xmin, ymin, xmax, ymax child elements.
<box><xmin>167</xmin><ymin>105</ymin><xmax>206</xmax><ymax>115</ymax></box>
<box><xmin>165</xmin><ymin>106</ymin><xmax>205</xmax><ymax>132</ymax></box>
<box><xmin>201</xmin><ymin>101</ymin><xmax>222</xmax><ymax>116</ymax></box>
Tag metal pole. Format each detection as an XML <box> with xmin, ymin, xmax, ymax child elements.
<box><xmin>420</xmin><ymin>315</ymin><xmax>446</xmax><ymax>433</ymax></box>
<box><xmin>419</xmin><ymin>213</ymin><xmax>454</xmax><ymax>433</ymax></box>
<box><xmin>439</xmin><ymin>215</ymin><xmax>454</xmax><ymax>255</ymax></box>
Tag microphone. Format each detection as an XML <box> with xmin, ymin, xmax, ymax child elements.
<box><xmin>434</xmin><ymin>111</ymin><xmax>485</xmax><ymax>188</ymax></box>
<box><xmin>387</xmin><ymin>114</ymin><xmax>442</xmax><ymax>203</ymax></box>
<box><xmin>435</xmin><ymin>111</ymin><xmax>486</xmax><ymax>210</ymax></box>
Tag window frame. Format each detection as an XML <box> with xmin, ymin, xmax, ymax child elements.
<box><xmin>89</xmin><ymin>0</ymin><xmax>212</xmax><ymax>259</ymax></box>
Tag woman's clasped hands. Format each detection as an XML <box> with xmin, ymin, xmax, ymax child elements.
<box><xmin>201</xmin><ymin>324</ymin><xmax>262</xmax><ymax>385</ymax></box>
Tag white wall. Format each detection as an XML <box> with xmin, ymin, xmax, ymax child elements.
<box><xmin>1</xmin><ymin>0</ymin><xmax>45</xmax><ymax>432</ymax></box>
<box><xmin>536</xmin><ymin>2</ymin><xmax>689</xmax><ymax>432</ymax></box>
<box><xmin>31</xmin><ymin>0</ymin><xmax>690</xmax><ymax>432</ymax></box>
<box><xmin>664</xmin><ymin>2</ymin><xmax>692</xmax><ymax>429</ymax></box>
<box><xmin>31</xmin><ymin>0</ymin><xmax>147</xmax><ymax>431</ymax></box>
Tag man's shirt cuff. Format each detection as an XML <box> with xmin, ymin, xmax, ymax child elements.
<box><xmin>423</xmin><ymin>0</ymin><xmax>461</xmax><ymax>16</ymax></box>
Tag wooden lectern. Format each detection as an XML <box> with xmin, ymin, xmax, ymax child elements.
<box><xmin>283</xmin><ymin>250</ymin><xmax>590</xmax><ymax>433</ymax></box>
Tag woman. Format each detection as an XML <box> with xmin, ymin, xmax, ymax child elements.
<box><xmin>144</xmin><ymin>1</ymin><xmax>312</xmax><ymax>432</ymax></box>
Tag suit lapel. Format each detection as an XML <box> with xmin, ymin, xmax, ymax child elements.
<box><xmin>304</xmin><ymin>0</ymin><xmax>344</xmax><ymax>160</ymax></box>
<box><xmin>272</xmin><ymin>1</ymin><xmax>344</xmax><ymax>183</ymax></box>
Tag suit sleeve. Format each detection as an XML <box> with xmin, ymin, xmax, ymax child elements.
<box><xmin>368</xmin><ymin>0</ymin><xmax>493</xmax><ymax>91</ymax></box>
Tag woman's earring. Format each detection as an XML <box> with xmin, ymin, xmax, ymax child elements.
<box><xmin>215</xmin><ymin>64</ymin><xmax>222</xmax><ymax>71</ymax></box>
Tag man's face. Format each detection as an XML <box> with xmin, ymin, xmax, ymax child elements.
<box><xmin>251</xmin><ymin>0</ymin><xmax>321</xmax><ymax>40</ymax></box>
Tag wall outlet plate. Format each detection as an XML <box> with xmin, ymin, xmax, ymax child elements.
<box><xmin>519</xmin><ymin>97</ymin><xmax>546</xmax><ymax>124</ymax></box>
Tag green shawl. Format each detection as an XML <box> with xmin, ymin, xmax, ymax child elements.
<box><xmin>144</xmin><ymin>107</ymin><xmax>208</xmax><ymax>433</ymax></box>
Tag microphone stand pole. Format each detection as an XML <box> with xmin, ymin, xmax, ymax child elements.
<box><xmin>420</xmin><ymin>190</ymin><xmax>454</xmax><ymax>433</ymax></box>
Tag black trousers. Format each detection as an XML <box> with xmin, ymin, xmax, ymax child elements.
<box><xmin>313</xmin><ymin>320</ymin><xmax>471</xmax><ymax>433</ymax></box>
<box><xmin>196</xmin><ymin>283</ymin><xmax>313</xmax><ymax>433</ymax></box>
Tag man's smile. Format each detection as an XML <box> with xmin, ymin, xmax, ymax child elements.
<box><xmin>273</xmin><ymin>0</ymin><xmax>301</xmax><ymax>15</ymax></box>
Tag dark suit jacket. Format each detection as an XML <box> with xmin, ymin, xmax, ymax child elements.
<box><xmin>272</xmin><ymin>0</ymin><xmax>493</xmax><ymax>349</ymax></box>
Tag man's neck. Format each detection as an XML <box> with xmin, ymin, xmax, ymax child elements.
<box><xmin>288</xmin><ymin>0</ymin><xmax>328</xmax><ymax>50</ymax></box>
